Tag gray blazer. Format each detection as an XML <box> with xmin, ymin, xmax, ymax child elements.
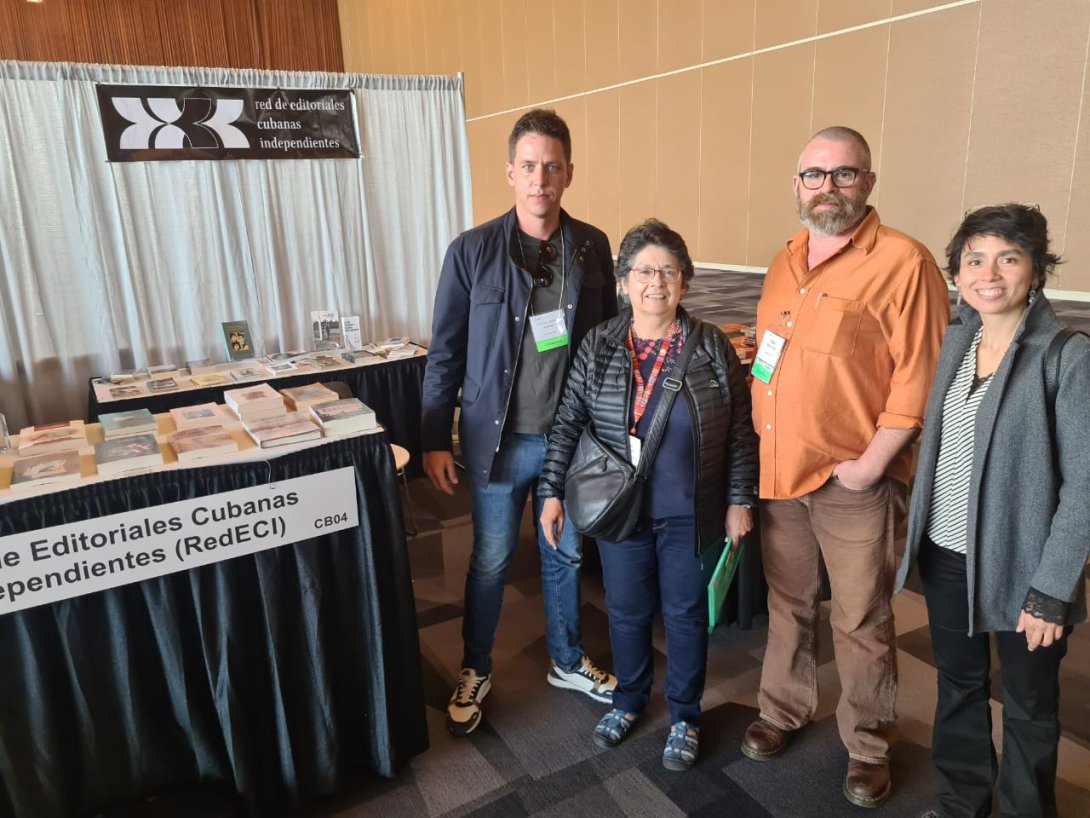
<box><xmin>895</xmin><ymin>295</ymin><xmax>1090</xmax><ymax>634</ymax></box>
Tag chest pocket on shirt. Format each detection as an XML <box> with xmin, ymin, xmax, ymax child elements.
<box><xmin>802</xmin><ymin>296</ymin><xmax>864</xmax><ymax>357</ymax></box>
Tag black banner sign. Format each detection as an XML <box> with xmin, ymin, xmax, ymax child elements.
<box><xmin>96</xmin><ymin>85</ymin><xmax>359</xmax><ymax>162</ymax></box>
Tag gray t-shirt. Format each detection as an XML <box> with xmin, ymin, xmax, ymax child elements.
<box><xmin>507</xmin><ymin>229</ymin><xmax>569</xmax><ymax>434</ymax></box>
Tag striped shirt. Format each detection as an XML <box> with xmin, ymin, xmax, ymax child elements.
<box><xmin>925</xmin><ymin>328</ymin><xmax>992</xmax><ymax>554</ymax></box>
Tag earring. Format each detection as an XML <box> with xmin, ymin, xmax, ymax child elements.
<box><xmin>1028</xmin><ymin>287</ymin><xmax>1038</xmax><ymax>305</ymax></box>
<box><xmin>956</xmin><ymin>290</ymin><xmax>962</xmax><ymax>307</ymax></box>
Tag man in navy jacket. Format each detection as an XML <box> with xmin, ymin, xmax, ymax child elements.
<box><xmin>422</xmin><ymin>109</ymin><xmax>618</xmax><ymax>736</ymax></box>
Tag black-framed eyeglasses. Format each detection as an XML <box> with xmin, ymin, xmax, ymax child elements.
<box><xmin>797</xmin><ymin>166</ymin><xmax>869</xmax><ymax>190</ymax></box>
<box><xmin>533</xmin><ymin>241</ymin><xmax>557</xmax><ymax>288</ymax></box>
<box><xmin>629</xmin><ymin>265</ymin><xmax>682</xmax><ymax>283</ymax></box>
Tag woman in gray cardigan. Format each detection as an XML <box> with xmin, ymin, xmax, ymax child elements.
<box><xmin>895</xmin><ymin>204</ymin><xmax>1090</xmax><ymax>818</ymax></box>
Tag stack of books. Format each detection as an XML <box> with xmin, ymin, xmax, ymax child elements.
<box><xmin>186</xmin><ymin>358</ymin><xmax>218</xmax><ymax>375</ymax></box>
<box><xmin>243</xmin><ymin>412</ymin><xmax>321</xmax><ymax>448</ymax></box>
<box><xmin>94</xmin><ymin>434</ymin><xmax>164</xmax><ymax>475</ymax></box>
<box><xmin>720</xmin><ymin>322</ymin><xmax>757</xmax><ymax>367</ymax></box>
<box><xmin>99</xmin><ymin>408</ymin><xmax>158</xmax><ymax>439</ymax></box>
<box><xmin>167</xmin><ymin>425</ymin><xmax>240</xmax><ymax>462</ymax></box>
<box><xmin>169</xmin><ymin>403</ymin><xmax>224</xmax><ymax>430</ymax></box>
<box><xmin>146</xmin><ymin>364</ymin><xmax>181</xmax><ymax>381</ymax></box>
<box><xmin>17</xmin><ymin>421</ymin><xmax>87</xmax><ymax>457</ymax></box>
<box><xmin>10</xmin><ymin>451</ymin><xmax>82</xmax><ymax>490</ymax></box>
<box><xmin>310</xmin><ymin>398</ymin><xmax>377</xmax><ymax>436</ymax></box>
<box><xmin>281</xmin><ymin>382</ymin><xmax>340</xmax><ymax>413</ymax></box>
<box><xmin>224</xmin><ymin>383</ymin><xmax>285</xmax><ymax>422</ymax></box>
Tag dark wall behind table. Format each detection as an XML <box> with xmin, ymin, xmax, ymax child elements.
<box><xmin>0</xmin><ymin>0</ymin><xmax>343</xmax><ymax>71</ymax></box>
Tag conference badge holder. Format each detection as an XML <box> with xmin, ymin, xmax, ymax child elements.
<box><xmin>530</xmin><ymin>309</ymin><xmax>568</xmax><ymax>352</ymax></box>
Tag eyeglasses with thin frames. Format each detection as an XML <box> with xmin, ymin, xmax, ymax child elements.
<box><xmin>797</xmin><ymin>166</ymin><xmax>869</xmax><ymax>190</ymax></box>
<box><xmin>629</xmin><ymin>265</ymin><xmax>682</xmax><ymax>283</ymax></box>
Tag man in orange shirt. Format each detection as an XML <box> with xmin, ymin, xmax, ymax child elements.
<box><xmin>741</xmin><ymin>126</ymin><xmax>949</xmax><ymax>807</ymax></box>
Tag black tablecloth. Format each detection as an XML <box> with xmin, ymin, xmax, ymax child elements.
<box><xmin>87</xmin><ymin>355</ymin><xmax>426</xmax><ymax>466</ymax></box>
<box><xmin>0</xmin><ymin>433</ymin><xmax>428</xmax><ymax>817</ymax></box>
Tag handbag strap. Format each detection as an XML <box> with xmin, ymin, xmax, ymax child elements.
<box><xmin>634</xmin><ymin>319</ymin><xmax>703</xmax><ymax>477</ymax></box>
<box><xmin>1044</xmin><ymin>327</ymin><xmax>1087</xmax><ymax>465</ymax></box>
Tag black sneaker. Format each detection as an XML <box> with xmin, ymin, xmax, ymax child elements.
<box><xmin>446</xmin><ymin>668</ymin><xmax>491</xmax><ymax>736</ymax></box>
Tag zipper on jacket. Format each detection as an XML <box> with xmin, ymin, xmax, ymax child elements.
<box><xmin>495</xmin><ymin>267</ymin><xmax>534</xmax><ymax>451</ymax></box>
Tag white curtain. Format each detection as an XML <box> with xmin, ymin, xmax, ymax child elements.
<box><xmin>0</xmin><ymin>61</ymin><xmax>472</xmax><ymax>432</ymax></box>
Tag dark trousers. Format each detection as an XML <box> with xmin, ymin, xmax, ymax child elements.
<box><xmin>918</xmin><ymin>540</ymin><xmax>1068</xmax><ymax>818</ymax></box>
<box><xmin>598</xmin><ymin>515</ymin><xmax>714</xmax><ymax>726</ymax></box>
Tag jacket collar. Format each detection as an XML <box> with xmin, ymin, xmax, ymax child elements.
<box><xmin>786</xmin><ymin>206</ymin><xmax>881</xmax><ymax>257</ymax></box>
<box><xmin>603</xmin><ymin>304</ymin><xmax>699</xmax><ymax>346</ymax></box>
<box><xmin>948</xmin><ymin>292</ymin><xmax>1060</xmax><ymax>344</ymax></box>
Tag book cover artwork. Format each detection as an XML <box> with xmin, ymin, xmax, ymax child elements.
<box><xmin>311</xmin><ymin>311</ymin><xmax>343</xmax><ymax>349</ymax></box>
<box><xmin>340</xmin><ymin>315</ymin><xmax>362</xmax><ymax>349</ymax></box>
<box><xmin>100</xmin><ymin>408</ymin><xmax>157</xmax><ymax>438</ymax></box>
<box><xmin>94</xmin><ymin>434</ymin><xmax>163</xmax><ymax>475</ymax></box>
<box><xmin>222</xmin><ymin>320</ymin><xmax>255</xmax><ymax>362</ymax></box>
<box><xmin>17</xmin><ymin>421</ymin><xmax>87</xmax><ymax>456</ymax></box>
<box><xmin>168</xmin><ymin>425</ymin><xmax>239</xmax><ymax>462</ymax></box>
<box><xmin>11</xmin><ymin>451</ymin><xmax>83</xmax><ymax>490</ymax></box>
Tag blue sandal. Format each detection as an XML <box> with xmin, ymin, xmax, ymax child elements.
<box><xmin>593</xmin><ymin>709</ymin><xmax>637</xmax><ymax>748</ymax></box>
<box><xmin>662</xmin><ymin>721</ymin><xmax>699</xmax><ymax>770</ymax></box>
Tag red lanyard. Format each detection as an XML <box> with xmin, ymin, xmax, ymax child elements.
<box><xmin>626</xmin><ymin>320</ymin><xmax>680</xmax><ymax>435</ymax></box>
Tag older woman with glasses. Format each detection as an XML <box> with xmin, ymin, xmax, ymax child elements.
<box><xmin>895</xmin><ymin>204</ymin><xmax>1090</xmax><ymax>817</ymax></box>
<box><xmin>537</xmin><ymin>218</ymin><xmax>758</xmax><ymax>771</ymax></box>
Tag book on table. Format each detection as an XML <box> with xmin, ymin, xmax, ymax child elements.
<box><xmin>310</xmin><ymin>398</ymin><xmax>377</xmax><ymax>436</ymax></box>
<box><xmin>229</xmin><ymin>367</ymin><xmax>265</xmax><ymax>382</ymax></box>
<box><xmin>222</xmin><ymin>320</ymin><xmax>256</xmax><ymax>362</ymax></box>
<box><xmin>10</xmin><ymin>450</ymin><xmax>83</xmax><ymax>490</ymax></box>
<box><xmin>169</xmin><ymin>403</ymin><xmax>224</xmax><ymax>430</ymax></box>
<box><xmin>186</xmin><ymin>358</ymin><xmax>218</xmax><ymax>375</ymax></box>
<box><xmin>99</xmin><ymin>408</ymin><xmax>158</xmax><ymax>438</ymax></box>
<box><xmin>167</xmin><ymin>425</ymin><xmax>239</xmax><ymax>462</ymax></box>
<box><xmin>223</xmin><ymin>382</ymin><xmax>285</xmax><ymax>421</ymax></box>
<box><xmin>190</xmin><ymin>373</ymin><xmax>231</xmax><ymax>387</ymax></box>
<box><xmin>94</xmin><ymin>434</ymin><xmax>163</xmax><ymax>475</ymax></box>
<box><xmin>311</xmin><ymin>310</ymin><xmax>342</xmax><ymax>348</ymax></box>
<box><xmin>281</xmin><ymin>382</ymin><xmax>340</xmax><ymax>413</ymax></box>
<box><xmin>341</xmin><ymin>315</ymin><xmax>362</xmax><ymax>349</ymax></box>
<box><xmin>17</xmin><ymin>420</ymin><xmax>87</xmax><ymax>457</ymax></box>
<box><xmin>109</xmin><ymin>385</ymin><xmax>142</xmax><ymax>399</ymax></box>
<box><xmin>265</xmin><ymin>361</ymin><xmax>298</xmax><ymax>375</ymax></box>
<box><xmin>105</xmin><ymin>368</ymin><xmax>148</xmax><ymax>384</ymax></box>
<box><xmin>146</xmin><ymin>364</ymin><xmax>181</xmax><ymax>380</ymax></box>
<box><xmin>243</xmin><ymin>412</ymin><xmax>321</xmax><ymax>448</ymax></box>
<box><xmin>146</xmin><ymin>377</ymin><xmax>178</xmax><ymax>392</ymax></box>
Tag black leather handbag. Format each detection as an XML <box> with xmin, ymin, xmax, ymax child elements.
<box><xmin>563</xmin><ymin>325</ymin><xmax>701</xmax><ymax>541</ymax></box>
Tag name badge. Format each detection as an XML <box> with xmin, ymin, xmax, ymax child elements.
<box><xmin>751</xmin><ymin>330</ymin><xmax>787</xmax><ymax>383</ymax></box>
<box><xmin>628</xmin><ymin>434</ymin><xmax>642</xmax><ymax>467</ymax></box>
<box><xmin>530</xmin><ymin>309</ymin><xmax>569</xmax><ymax>352</ymax></box>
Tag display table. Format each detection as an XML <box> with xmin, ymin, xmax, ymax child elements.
<box><xmin>0</xmin><ymin>432</ymin><xmax>428</xmax><ymax>817</ymax></box>
<box><xmin>87</xmin><ymin>351</ymin><xmax>427</xmax><ymax>466</ymax></box>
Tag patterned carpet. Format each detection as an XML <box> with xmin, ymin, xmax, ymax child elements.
<box><xmin>303</xmin><ymin>270</ymin><xmax>1090</xmax><ymax>818</ymax></box>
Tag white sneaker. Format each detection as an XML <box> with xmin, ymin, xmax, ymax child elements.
<box><xmin>546</xmin><ymin>656</ymin><xmax>616</xmax><ymax>703</ymax></box>
<box><xmin>446</xmin><ymin>668</ymin><xmax>491</xmax><ymax>736</ymax></box>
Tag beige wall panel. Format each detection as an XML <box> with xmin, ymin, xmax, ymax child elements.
<box><xmin>701</xmin><ymin>0</ymin><xmax>755</xmax><ymax>62</ymax></box>
<box><xmin>388</xmin><ymin>0</ymin><xmax>417</xmax><ymax>74</ymax></box>
<box><xmin>697</xmin><ymin>60</ymin><xmax>754</xmax><ymax>265</ymax></box>
<box><xmin>618</xmin><ymin>0</ymin><xmax>658</xmax><ymax>82</ymax></box>
<box><xmin>656</xmin><ymin>73</ymin><xmax>703</xmax><ymax>247</ymax></box>
<box><xmin>585</xmin><ymin>91</ymin><xmax>623</xmax><ymax>245</ymax></box>
<box><xmin>880</xmin><ymin>5</ymin><xmax>977</xmax><ymax>258</ymax></box>
<box><xmin>811</xmin><ymin>26</ymin><xmax>889</xmax><ymax>170</ymax></box>
<box><xmin>747</xmin><ymin>44</ymin><xmax>817</xmax><ymax>266</ymax></box>
<box><xmin>755</xmin><ymin>0</ymin><xmax>816</xmax><ymax>51</ymax></box>
<box><xmin>458</xmin><ymin>4</ymin><xmax>486</xmax><ymax>117</ymax></box>
<box><xmin>551</xmin><ymin>98</ymin><xmax>591</xmax><ymax>220</ymax></box>
<box><xmin>657</xmin><ymin>0</ymin><xmax>703</xmax><ymax>74</ymax></box>
<box><xmin>403</xmin><ymin>0</ymin><xmax>429</xmax><ymax>74</ymax></box>
<box><xmin>817</xmin><ymin>0</ymin><xmax>892</xmax><ymax>34</ymax></box>
<box><xmin>435</xmin><ymin>0</ymin><xmax>464</xmax><ymax>76</ymax></box>
<box><xmin>500</xmin><ymin>0</ymin><xmax>531</xmax><ymax>108</ymax></box>
<box><xmin>476</xmin><ymin>0</ymin><xmax>507</xmax><ymax>116</ymax></box>
<box><xmin>584</xmin><ymin>0</ymin><xmax>620</xmax><ymax>90</ymax></box>
<box><xmin>336</xmin><ymin>0</ymin><xmax>365</xmax><ymax>71</ymax></box>
<box><xmin>1056</xmin><ymin>77</ymin><xmax>1090</xmax><ymax>292</ymax></box>
<box><xmin>618</xmin><ymin>83</ymin><xmax>660</xmax><ymax>234</ymax></box>
<box><xmin>963</xmin><ymin>0</ymin><xmax>1089</xmax><ymax>242</ymax></box>
<box><xmin>892</xmin><ymin>0</ymin><xmax>972</xmax><ymax>16</ymax></box>
<box><xmin>526</xmin><ymin>0</ymin><xmax>559</xmax><ymax>104</ymax></box>
<box><xmin>418</xmin><ymin>0</ymin><xmax>445</xmax><ymax>73</ymax></box>
<box><xmin>553</xmin><ymin>0</ymin><xmax>587</xmax><ymax>98</ymax></box>
<box><xmin>469</xmin><ymin>116</ymin><xmax>516</xmax><ymax>226</ymax></box>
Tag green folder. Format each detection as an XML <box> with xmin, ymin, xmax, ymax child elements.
<box><xmin>708</xmin><ymin>537</ymin><xmax>744</xmax><ymax>634</ymax></box>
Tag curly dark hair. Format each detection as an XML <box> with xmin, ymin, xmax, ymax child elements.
<box><xmin>615</xmin><ymin>219</ymin><xmax>695</xmax><ymax>286</ymax></box>
<box><xmin>945</xmin><ymin>203</ymin><xmax>1063</xmax><ymax>288</ymax></box>
<box><xmin>507</xmin><ymin>108</ymin><xmax>572</xmax><ymax>163</ymax></box>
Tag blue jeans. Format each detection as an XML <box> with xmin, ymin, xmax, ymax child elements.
<box><xmin>462</xmin><ymin>433</ymin><xmax>585</xmax><ymax>675</ymax></box>
<box><xmin>599</xmin><ymin>515</ymin><xmax>715</xmax><ymax>725</ymax></box>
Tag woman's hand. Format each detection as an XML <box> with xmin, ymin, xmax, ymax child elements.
<box><xmin>540</xmin><ymin>497</ymin><xmax>565</xmax><ymax>550</ymax></box>
<box><xmin>725</xmin><ymin>504</ymin><xmax>753</xmax><ymax>547</ymax></box>
<box><xmin>1016</xmin><ymin>610</ymin><xmax>1065</xmax><ymax>651</ymax></box>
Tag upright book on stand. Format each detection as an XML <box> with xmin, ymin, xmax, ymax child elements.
<box><xmin>222</xmin><ymin>320</ymin><xmax>255</xmax><ymax>362</ymax></box>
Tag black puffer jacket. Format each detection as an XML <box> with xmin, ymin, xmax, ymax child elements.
<box><xmin>540</xmin><ymin>307</ymin><xmax>759</xmax><ymax>556</ymax></box>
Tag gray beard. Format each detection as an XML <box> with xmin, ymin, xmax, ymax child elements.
<box><xmin>797</xmin><ymin>193</ymin><xmax>867</xmax><ymax>236</ymax></box>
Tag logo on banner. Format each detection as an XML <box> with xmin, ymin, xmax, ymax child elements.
<box><xmin>111</xmin><ymin>97</ymin><xmax>249</xmax><ymax>150</ymax></box>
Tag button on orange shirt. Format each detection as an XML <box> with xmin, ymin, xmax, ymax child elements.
<box><xmin>752</xmin><ymin>208</ymin><xmax>949</xmax><ymax>499</ymax></box>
